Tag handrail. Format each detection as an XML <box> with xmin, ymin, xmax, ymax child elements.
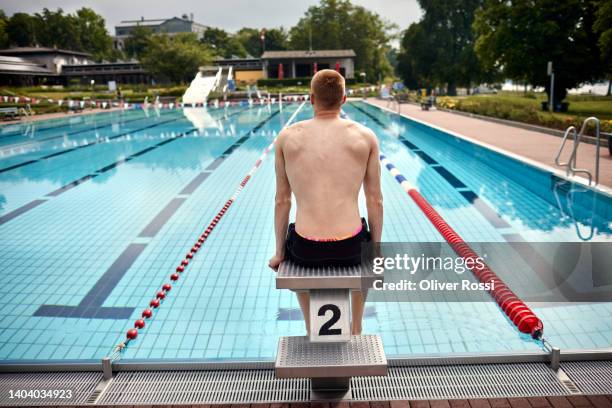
<box><xmin>554</xmin><ymin>125</ymin><xmax>577</xmax><ymax>168</ymax></box>
<box><xmin>561</xmin><ymin>117</ymin><xmax>601</xmax><ymax>186</ymax></box>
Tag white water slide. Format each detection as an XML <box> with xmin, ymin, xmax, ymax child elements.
<box><xmin>182</xmin><ymin>67</ymin><xmax>223</xmax><ymax>105</ymax></box>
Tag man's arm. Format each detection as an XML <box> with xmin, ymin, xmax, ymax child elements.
<box><xmin>363</xmin><ymin>130</ymin><xmax>383</xmax><ymax>242</ymax></box>
<box><xmin>269</xmin><ymin>130</ymin><xmax>292</xmax><ymax>270</ymax></box>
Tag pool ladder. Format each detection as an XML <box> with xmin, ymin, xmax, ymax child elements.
<box><xmin>554</xmin><ymin>117</ymin><xmax>602</xmax><ymax>186</ymax></box>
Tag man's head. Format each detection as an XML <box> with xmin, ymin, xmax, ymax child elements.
<box><xmin>310</xmin><ymin>69</ymin><xmax>346</xmax><ymax>111</ymax></box>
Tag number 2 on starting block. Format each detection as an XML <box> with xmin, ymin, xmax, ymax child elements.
<box><xmin>309</xmin><ymin>289</ymin><xmax>350</xmax><ymax>342</ymax></box>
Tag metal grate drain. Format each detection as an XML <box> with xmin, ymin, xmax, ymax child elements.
<box><xmin>98</xmin><ymin>369</ymin><xmax>310</xmax><ymax>405</ymax></box>
<box><xmin>3</xmin><ymin>361</ymin><xmax>612</xmax><ymax>405</ymax></box>
<box><xmin>351</xmin><ymin>364</ymin><xmax>571</xmax><ymax>400</ymax></box>
<box><xmin>0</xmin><ymin>371</ymin><xmax>102</xmax><ymax>406</ymax></box>
<box><xmin>562</xmin><ymin>361</ymin><xmax>612</xmax><ymax>395</ymax></box>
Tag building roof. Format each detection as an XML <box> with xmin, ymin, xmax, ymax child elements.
<box><xmin>261</xmin><ymin>50</ymin><xmax>356</xmax><ymax>59</ymax></box>
<box><xmin>116</xmin><ymin>18</ymin><xmax>168</xmax><ymax>28</ymax></box>
<box><xmin>116</xmin><ymin>16</ymin><xmax>203</xmax><ymax>28</ymax></box>
<box><xmin>0</xmin><ymin>55</ymin><xmax>54</xmax><ymax>75</ymax></box>
<box><xmin>0</xmin><ymin>47</ymin><xmax>91</xmax><ymax>57</ymax></box>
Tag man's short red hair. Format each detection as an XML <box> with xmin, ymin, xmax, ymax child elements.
<box><xmin>310</xmin><ymin>69</ymin><xmax>345</xmax><ymax>109</ymax></box>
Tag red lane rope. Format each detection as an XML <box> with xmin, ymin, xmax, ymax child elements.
<box><xmin>381</xmin><ymin>154</ymin><xmax>544</xmax><ymax>339</ymax></box>
<box><xmin>115</xmin><ymin>102</ymin><xmax>306</xmax><ymax>352</ymax></box>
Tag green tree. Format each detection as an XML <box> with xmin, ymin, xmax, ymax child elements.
<box><xmin>474</xmin><ymin>0</ymin><xmax>604</xmax><ymax>107</ymax></box>
<box><xmin>34</xmin><ymin>8</ymin><xmax>81</xmax><ymax>50</ymax></box>
<box><xmin>202</xmin><ymin>27</ymin><xmax>247</xmax><ymax>58</ymax></box>
<box><xmin>396</xmin><ymin>0</ymin><xmax>488</xmax><ymax>95</ymax></box>
<box><xmin>6</xmin><ymin>12</ymin><xmax>37</xmax><ymax>46</ymax></box>
<box><xmin>264</xmin><ymin>28</ymin><xmax>289</xmax><ymax>52</ymax></box>
<box><xmin>289</xmin><ymin>0</ymin><xmax>394</xmax><ymax>80</ymax></box>
<box><xmin>140</xmin><ymin>33</ymin><xmax>213</xmax><ymax>83</ymax></box>
<box><xmin>594</xmin><ymin>0</ymin><xmax>612</xmax><ymax>95</ymax></box>
<box><xmin>236</xmin><ymin>28</ymin><xmax>262</xmax><ymax>57</ymax></box>
<box><xmin>0</xmin><ymin>10</ymin><xmax>9</xmax><ymax>48</ymax></box>
<box><xmin>123</xmin><ymin>25</ymin><xmax>154</xmax><ymax>59</ymax></box>
<box><xmin>74</xmin><ymin>8</ymin><xmax>113</xmax><ymax>61</ymax></box>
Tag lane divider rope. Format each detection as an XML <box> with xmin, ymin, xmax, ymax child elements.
<box><xmin>113</xmin><ymin>101</ymin><xmax>307</xmax><ymax>354</ymax></box>
<box><xmin>380</xmin><ymin>154</ymin><xmax>544</xmax><ymax>340</ymax></box>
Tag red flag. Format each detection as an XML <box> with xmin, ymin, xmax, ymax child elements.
<box><xmin>278</xmin><ymin>63</ymin><xmax>284</xmax><ymax>80</ymax></box>
<box><xmin>335</xmin><ymin>61</ymin><xmax>340</xmax><ymax>72</ymax></box>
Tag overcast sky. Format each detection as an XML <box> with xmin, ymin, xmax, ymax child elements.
<box><xmin>1</xmin><ymin>0</ymin><xmax>422</xmax><ymax>35</ymax></box>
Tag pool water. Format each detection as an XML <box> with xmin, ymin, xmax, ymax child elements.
<box><xmin>0</xmin><ymin>102</ymin><xmax>610</xmax><ymax>363</ymax></box>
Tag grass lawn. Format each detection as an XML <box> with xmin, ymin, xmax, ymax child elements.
<box><xmin>436</xmin><ymin>91</ymin><xmax>612</xmax><ymax>134</ymax></box>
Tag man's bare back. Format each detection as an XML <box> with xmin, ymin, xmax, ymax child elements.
<box><xmin>268</xmin><ymin>69</ymin><xmax>382</xmax><ymax>335</ymax></box>
<box><xmin>281</xmin><ymin>115</ymin><xmax>374</xmax><ymax>238</ymax></box>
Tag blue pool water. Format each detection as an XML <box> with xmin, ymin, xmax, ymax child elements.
<box><xmin>0</xmin><ymin>102</ymin><xmax>611</xmax><ymax>363</ymax></box>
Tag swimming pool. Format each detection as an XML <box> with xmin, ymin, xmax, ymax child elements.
<box><xmin>0</xmin><ymin>102</ymin><xmax>610</xmax><ymax>364</ymax></box>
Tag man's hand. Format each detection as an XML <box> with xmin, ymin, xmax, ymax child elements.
<box><xmin>268</xmin><ymin>253</ymin><xmax>284</xmax><ymax>271</ymax></box>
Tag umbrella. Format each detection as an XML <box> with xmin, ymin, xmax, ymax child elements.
<box><xmin>313</xmin><ymin>62</ymin><xmax>318</xmax><ymax>75</ymax></box>
<box><xmin>278</xmin><ymin>63</ymin><xmax>284</xmax><ymax>80</ymax></box>
<box><xmin>335</xmin><ymin>61</ymin><xmax>340</xmax><ymax>72</ymax></box>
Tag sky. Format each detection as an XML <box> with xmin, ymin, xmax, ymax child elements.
<box><xmin>1</xmin><ymin>0</ymin><xmax>422</xmax><ymax>35</ymax></box>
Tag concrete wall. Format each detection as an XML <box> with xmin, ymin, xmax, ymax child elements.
<box><xmin>235</xmin><ymin>70</ymin><xmax>264</xmax><ymax>84</ymax></box>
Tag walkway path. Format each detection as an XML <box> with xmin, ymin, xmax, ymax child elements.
<box><xmin>366</xmin><ymin>99</ymin><xmax>612</xmax><ymax>190</ymax></box>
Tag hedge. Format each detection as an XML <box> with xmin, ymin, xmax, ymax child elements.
<box><xmin>257</xmin><ymin>77</ymin><xmax>356</xmax><ymax>87</ymax></box>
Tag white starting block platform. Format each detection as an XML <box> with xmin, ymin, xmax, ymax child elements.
<box><xmin>276</xmin><ymin>262</ymin><xmax>375</xmax><ymax>290</ymax></box>
<box><xmin>274</xmin><ymin>261</ymin><xmax>387</xmax><ymax>400</ymax></box>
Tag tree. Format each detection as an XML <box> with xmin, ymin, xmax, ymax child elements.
<box><xmin>140</xmin><ymin>33</ymin><xmax>213</xmax><ymax>83</ymax></box>
<box><xmin>264</xmin><ymin>28</ymin><xmax>289</xmax><ymax>52</ymax></box>
<box><xmin>289</xmin><ymin>0</ymin><xmax>394</xmax><ymax>80</ymax></box>
<box><xmin>123</xmin><ymin>26</ymin><xmax>154</xmax><ymax>59</ymax></box>
<box><xmin>0</xmin><ymin>10</ymin><xmax>9</xmax><ymax>48</ymax></box>
<box><xmin>202</xmin><ymin>27</ymin><xmax>247</xmax><ymax>58</ymax></box>
<box><xmin>396</xmin><ymin>0</ymin><xmax>488</xmax><ymax>95</ymax></box>
<box><xmin>5</xmin><ymin>12</ymin><xmax>37</xmax><ymax>46</ymax></box>
<box><xmin>234</xmin><ymin>27</ymin><xmax>288</xmax><ymax>57</ymax></box>
<box><xmin>236</xmin><ymin>28</ymin><xmax>262</xmax><ymax>57</ymax></box>
<box><xmin>74</xmin><ymin>8</ymin><xmax>113</xmax><ymax>61</ymax></box>
<box><xmin>34</xmin><ymin>8</ymin><xmax>81</xmax><ymax>51</ymax></box>
<box><xmin>594</xmin><ymin>0</ymin><xmax>612</xmax><ymax>95</ymax></box>
<box><xmin>474</xmin><ymin>0</ymin><xmax>604</xmax><ymax>107</ymax></box>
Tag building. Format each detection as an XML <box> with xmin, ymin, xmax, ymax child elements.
<box><xmin>0</xmin><ymin>55</ymin><xmax>56</xmax><ymax>86</ymax></box>
<box><xmin>114</xmin><ymin>15</ymin><xmax>207</xmax><ymax>51</ymax></box>
<box><xmin>0</xmin><ymin>47</ymin><xmax>91</xmax><ymax>74</ymax></box>
<box><xmin>62</xmin><ymin>61</ymin><xmax>151</xmax><ymax>85</ymax></box>
<box><xmin>260</xmin><ymin>50</ymin><xmax>356</xmax><ymax>79</ymax></box>
<box><xmin>211</xmin><ymin>58</ymin><xmax>264</xmax><ymax>84</ymax></box>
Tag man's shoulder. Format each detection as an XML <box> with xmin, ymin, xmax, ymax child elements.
<box><xmin>277</xmin><ymin>119</ymin><xmax>310</xmax><ymax>148</ymax></box>
<box><xmin>341</xmin><ymin>118</ymin><xmax>376</xmax><ymax>141</ymax></box>
<box><xmin>279</xmin><ymin>119</ymin><xmax>309</xmax><ymax>137</ymax></box>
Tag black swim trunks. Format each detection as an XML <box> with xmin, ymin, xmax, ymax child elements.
<box><xmin>285</xmin><ymin>218</ymin><xmax>371</xmax><ymax>267</ymax></box>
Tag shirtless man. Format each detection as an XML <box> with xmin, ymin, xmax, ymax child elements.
<box><xmin>268</xmin><ymin>69</ymin><xmax>383</xmax><ymax>335</ymax></box>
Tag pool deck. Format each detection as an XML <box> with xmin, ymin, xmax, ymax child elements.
<box><xmin>1</xmin><ymin>107</ymin><xmax>121</xmax><ymax>125</ymax></box>
<box><xmin>365</xmin><ymin>99</ymin><xmax>612</xmax><ymax>191</ymax></box>
<box><xmin>39</xmin><ymin>395</ymin><xmax>612</xmax><ymax>407</ymax></box>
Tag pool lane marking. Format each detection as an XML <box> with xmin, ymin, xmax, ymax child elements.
<box><xmin>116</xmin><ymin>102</ymin><xmax>305</xmax><ymax>348</ymax></box>
<box><xmin>0</xmin><ymin>108</ymin><xmax>185</xmax><ymax>152</ymax></box>
<box><xmin>34</xmin><ymin>244</ymin><xmax>147</xmax><ymax>319</ymax></box>
<box><xmin>0</xmin><ymin>112</ymin><xmax>183</xmax><ymax>173</ymax></box>
<box><xmin>379</xmin><ymin>154</ymin><xmax>545</xmax><ymax>339</ymax></box>
<box><xmin>33</xmin><ymin>108</ymin><xmax>283</xmax><ymax>320</ymax></box>
<box><xmin>0</xmin><ymin>109</ymin><xmax>250</xmax><ymax>227</ymax></box>
<box><xmin>0</xmin><ymin>109</ymin><xmax>139</xmax><ymax>140</ymax></box>
<box><xmin>350</xmin><ymin>103</ymin><xmax>511</xmax><ymax>230</ymax></box>
<box><xmin>0</xmin><ymin>107</ymin><xmax>250</xmax><ymax>173</ymax></box>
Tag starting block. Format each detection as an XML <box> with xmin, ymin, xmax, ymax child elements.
<box><xmin>274</xmin><ymin>261</ymin><xmax>387</xmax><ymax>400</ymax></box>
